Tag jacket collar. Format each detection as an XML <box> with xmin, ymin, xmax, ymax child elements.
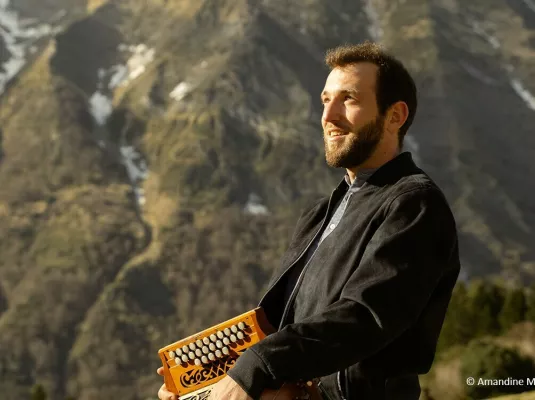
<box><xmin>334</xmin><ymin>151</ymin><xmax>420</xmax><ymax>192</ymax></box>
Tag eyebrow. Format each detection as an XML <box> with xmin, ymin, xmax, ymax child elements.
<box><xmin>320</xmin><ymin>89</ymin><xmax>360</xmax><ymax>100</ymax></box>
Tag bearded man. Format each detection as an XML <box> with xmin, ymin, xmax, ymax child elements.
<box><xmin>158</xmin><ymin>41</ymin><xmax>460</xmax><ymax>400</ymax></box>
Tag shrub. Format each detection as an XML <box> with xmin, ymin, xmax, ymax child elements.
<box><xmin>460</xmin><ymin>340</ymin><xmax>535</xmax><ymax>399</ymax></box>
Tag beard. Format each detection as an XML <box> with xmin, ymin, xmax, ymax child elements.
<box><xmin>324</xmin><ymin>114</ymin><xmax>385</xmax><ymax>169</ymax></box>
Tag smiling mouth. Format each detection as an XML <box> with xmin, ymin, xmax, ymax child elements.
<box><xmin>328</xmin><ymin>131</ymin><xmax>348</xmax><ymax>137</ymax></box>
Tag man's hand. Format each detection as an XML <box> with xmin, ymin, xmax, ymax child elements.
<box><xmin>208</xmin><ymin>375</ymin><xmax>252</xmax><ymax>400</ymax></box>
<box><xmin>157</xmin><ymin>367</ymin><xmax>178</xmax><ymax>400</ymax></box>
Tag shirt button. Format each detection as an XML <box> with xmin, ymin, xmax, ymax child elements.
<box><xmin>330</xmin><ymin>224</ymin><xmax>336</xmax><ymax>230</ymax></box>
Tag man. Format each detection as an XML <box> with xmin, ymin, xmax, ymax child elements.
<box><xmin>158</xmin><ymin>41</ymin><xmax>460</xmax><ymax>400</ymax></box>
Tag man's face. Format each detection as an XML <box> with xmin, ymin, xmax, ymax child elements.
<box><xmin>321</xmin><ymin>63</ymin><xmax>385</xmax><ymax>169</ymax></box>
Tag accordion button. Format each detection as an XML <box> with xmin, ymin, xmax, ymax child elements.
<box><xmin>216</xmin><ymin>340</ymin><xmax>223</xmax><ymax>348</ymax></box>
<box><xmin>203</xmin><ymin>337</ymin><xmax>210</xmax><ymax>345</ymax></box>
<box><xmin>215</xmin><ymin>350</ymin><xmax>222</xmax><ymax>358</ymax></box>
<box><xmin>237</xmin><ymin>322</ymin><xmax>246</xmax><ymax>330</ymax></box>
<box><xmin>208</xmin><ymin>353</ymin><xmax>216</xmax><ymax>361</ymax></box>
<box><xmin>230</xmin><ymin>335</ymin><xmax>237</xmax><ymax>343</ymax></box>
<box><xmin>222</xmin><ymin>347</ymin><xmax>229</xmax><ymax>355</ymax></box>
<box><xmin>188</xmin><ymin>352</ymin><xmax>195</xmax><ymax>360</ymax></box>
<box><xmin>194</xmin><ymin>359</ymin><xmax>201</xmax><ymax>366</ymax></box>
<box><xmin>201</xmin><ymin>356</ymin><xmax>208</xmax><ymax>364</ymax></box>
<box><xmin>231</xmin><ymin>325</ymin><xmax>238</xmax><ymax>333</ymax></box>
<box><xmin>237</xmin><ymin>332</ymin><xmax>244</xmax><ymax>340</ymax></box>
<box><xmin>196</xmin><ymin>339</ymin><xmax>203</xmax><ymax>347</ymax></box>
<box><xmin>209</xmin><ymin>343</ymin><xmax>216</xmax><ymax>351</ymax></box>
<box><xmin>176</xmin><ymin>349</ymin><xmax>183</xmax><ymax>356</ymax></box>
<box><xmin>223</xmin><ymin>337</ymin><xmax>230</xmax><ymax>345</ymax></box>
<box><xmin>181</xmin><ymin>355</ymin><xmax>189</xmax><ymax>363</ymax></box>
<box><xmin>168</xmin><ymin>351</ymin><xmax>175</xmax><ymax>359</ymax></box>
<box><xmin>174</xmin><ymin>357</ymin><xmax>181</xmax><ymax>365</ymax></box>
<box><xmin>217</xmin><ymin>331</ymin><xmax>224</xmax><ymax>339</ymax></box>
<box><xmin>224</xmin><ymin>328</ymin><xmax>231</xmax><ymax>336</ymax></box>
<box><xmin>182</xmin><ymin>345</ymin><xmax>189</xmax><ymax>353</ymax></box>
<box><xmin>202</xmin><ymin>346</ymin><xmax>209</xmax><ymax>354</ymax></box>
<box><xmin>189</xmin><ymin>343</ymin><xmax>196</xmax><ymax>351</ymax></box>
<box><xmin>195</xmin><ymin>349</ymin><xmax>202</xmax><ymax>357</ymax></box>
<box><xmin>210</xmin><ymin>334</ymin><xmax>217</xmax><ymax>342</ymax></box>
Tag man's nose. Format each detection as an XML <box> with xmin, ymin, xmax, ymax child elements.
<box><xmin>322</xmin><ymin>101</ymin><xmax>342</xmax><ymax>125</ymax></box>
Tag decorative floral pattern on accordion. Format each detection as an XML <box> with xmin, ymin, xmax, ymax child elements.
<box><xmin>180</xmin><ymin>350</ymin><xmax>243</xmax><ymax>388</ymax></box>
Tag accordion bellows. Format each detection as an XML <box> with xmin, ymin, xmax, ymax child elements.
<box><xmin>158</xmin><ymin>307</ymin><xmax>275</xmax><ymax>399</ymax></box>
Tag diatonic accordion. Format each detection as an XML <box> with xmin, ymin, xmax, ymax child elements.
<box><xmin>158</xmin><ymin>307</ymin><xmax>275</xmax><ymax>400</ymax></box>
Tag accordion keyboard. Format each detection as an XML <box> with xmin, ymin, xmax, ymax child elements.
<box><xmin>158</xmin><ymin>307</ymin><xmax>275</xmax><ymax>399</ymax></box>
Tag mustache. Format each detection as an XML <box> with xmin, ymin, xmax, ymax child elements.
<box><xmin>325</xmin><ymin>123</ymin><xmax>351</xmax><ymax>133</ymax></box>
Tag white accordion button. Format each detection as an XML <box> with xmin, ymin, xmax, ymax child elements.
<box><xmin>215</xmin><ymin>350</ymin><xmax>222</xmax><ymax>358</ymax></box>
<box><xmin>237</xmin><ymin>322</ymin><xmax>246</xmax><ymax>330</ymax></box>
<box><xmin>209</xmin><ymin>343</ymin><xmax>216</xmax><ymax>351</ymax></box>
<box><xmin>224</xmin><ymin>328</ymin><xmax>231</xmax><ymax>336</ymax></box>
<box><xmin>210</xmin><ymin>334</ymin><xmax>217</xmax><ymax>342</ymax></box>
<box><xmin>217</xmin><ymin>331</ymin><xmax>224</xmax><ymax>339</ymax></box>
<box><xmin>208</xmin><ymin>353</ymin><xmax>216</xmax><ymax>361</ymax></box>
<box><xmin>188</xmin><ymin>352</ymin><xmax>195</xmax><ymax>359</ymax></box>
<box><xmin>203</xmin><ymin>337</ymin><xmax>210</xmax><ymax>345</ymax></box>
<box><xmin>196</xmin><ymin>339</ymin><xmax>203</xmax><ymax>347</ymax></box>
<box><xmin>182</xmin><ymin>345</ymin><xmax>189</xmax><ymax>353</ymax></box>
<box><xmin>189</xmin><ymin>343</ymin><xmax>196</xmax><ymax>351</ymax></box>
<box><xmin>168</xmin><ymin>351</ymin><xmax>175</xmax><ymax>359</ymax></box>
<box><xmin>216</xmin><ymin>340</ymin><xmax>223</xmax><ymax>349</ymax></box>
<box><xmin>222</xmin><ymin>347</ymin><xmax>229</xmax><ymax>355</ymax></box>
<box><xmin>195</xmin><ymin>349</ymin><xmax>202</xmax><ymax>357</ymax></box>
<box><xmin>230</xmin><ymin>334</ymin><xmax>237</xmax><ymax>342</ymax></box>
<box><xmin>201</xmin><ymin>356</ymin><xmax>208</xmax><ymax>364</ymax></box>
<box><xmin>202</xmin><ymin>346</ymin><xmax>209</xmax><ymax>354</ymax></box>
<box><xmin>194</xmin><ymin>359</ymin><xmax>201</xmax><ymax>366</ymax></box>
<box><xmin>176</xmin><ymin>349</ymin><xmax>183</xmax><ymax>356</ymax></box>
<box><xmin>181</xmin><ymin>355</ymin><xmax>189</xmax><ymax>363</ymax></box>
<box><xmin>223</xmin><ymin>337</ymin><xmax>230</xmax><ymax>345</ymax></box>
<box><xmin>237</xmin><ymin>331</ymin><xmax>244</xmax><ymax>340</ymax></box>
<box><xmin>231</xmin><ymin>325</ymin><xmax>238</xmax><ymax>333</ymax></box>
<box><xmin>174</xmin><ymin>357</ymin><xmax>181</xmax><ymax>365</ymax></box>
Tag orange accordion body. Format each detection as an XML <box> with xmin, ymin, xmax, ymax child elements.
<box><xmin>158</xmin><ymin>308</ymin><xmax>276</xmax><ymax>400</ymax></box>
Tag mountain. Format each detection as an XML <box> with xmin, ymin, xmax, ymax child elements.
<box><xmin>0</xmin><ymin>0</ymin><xmax>534</xmax><ymax>398</ymax></box>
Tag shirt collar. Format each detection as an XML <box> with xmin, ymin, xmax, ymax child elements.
<box><xmin>344</xmin><ymin>168</ymin><xmax>377</xmax><ymax>188</ymax></box>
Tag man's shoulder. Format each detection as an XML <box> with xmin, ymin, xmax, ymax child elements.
<box><xmin>386</xmin><ymin>169</ymin><xmax>449</xmax><ymax>203</ymax></box>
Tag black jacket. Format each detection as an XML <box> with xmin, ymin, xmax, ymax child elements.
<box><xmin>227</xmin><ymin>152</ymin><xmax>461</xmax><ymax>400</ymax></box>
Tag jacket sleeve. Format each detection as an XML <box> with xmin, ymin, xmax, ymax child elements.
<box><xmin>227</xmin><ymin>185</ymin><xmax>459</xmax><ymax>399</ymax></box>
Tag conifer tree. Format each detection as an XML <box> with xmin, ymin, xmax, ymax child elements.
<box><xmin>499</xmin><ymin>286</ymin><xmax>527</xmax><ymax>332</ymax></box>
<box><xmin>525</xmin><ymin>283</ymin><xmax>535</xmax><ymax>323</ymax></box>
<box><xmin>31</xmin><ymin>384</ymin><xmax>47</xmax><ymax>400</ymax></box>
<box><xmin>437</xmin><ymin>281</ymin><xmax>473</xmax><ymax>352</ymax></box>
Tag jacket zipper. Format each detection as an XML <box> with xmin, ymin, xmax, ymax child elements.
<box><xmin>257</xmin><ymin>188</ymin><xmax>338</xmax><ymax>327</ymax></box>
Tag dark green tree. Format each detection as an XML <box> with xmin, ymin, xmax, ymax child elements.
<box><xmin>499</xmin><ymin>286</ymin><xmax>527</xmax><ymax>332</ymax></box>
<box><xmin>466</xmin><ymin>279</ymin><xmax>503</xmax><ymax>337</ymax></box>
<box><xmin>525</xmin><ymin>283</ymin><xmax>535</xmax><ymax>323</ymax></box>
<box><xmin>437</xmin><ymin>281</ymin><xmax>474</xmax><ymax>352</ymax></box>
<box><xmin>31</xmin><ymin>384</ymin><xmax>47</xmax><ymax>400</ymax></box>
<box><xmin>460</xmin><ymin>340</ymin><xmax>535</xmax><ymax>399</ymax></box>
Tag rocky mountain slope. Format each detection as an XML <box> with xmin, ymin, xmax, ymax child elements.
<box><xmin>0</xmin><ymin>0</ymin><xmax>534</xmax><ymax>398</ymax></box>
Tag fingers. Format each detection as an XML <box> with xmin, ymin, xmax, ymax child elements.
<box><xmin>158</xmin><ymin>383</ymin><xmax>178</xmax><ymax>400</ymax></box>
<box><xmin>157</xmin><ymin>367</ymin><xmax>164</xmax><ymax>376</ymax></box>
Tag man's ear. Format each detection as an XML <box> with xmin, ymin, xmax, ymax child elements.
<box><xmin>386</xmin><ymin>101</ymin><xmax>409</xmax><ymax>133</ymax></box>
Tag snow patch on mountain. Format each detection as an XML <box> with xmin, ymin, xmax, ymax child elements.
<box><xmin>244</xmin><ymin>193</ymin><xmax>270</xmax><ymax>216</ymax></box>
<box><xmin>0</xmin><ymin>0</ymin><xmax>61</xmax><ymax>93</ymax></box>
<box><xmin>468</xmin><ymin>18</ymin><xmax>535</xmax><ymax>112</ymax></box>
<box><xmin>363</xmin><ymin>0</ymin><xmax>383</xmax><ymax>41</ymax></box>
